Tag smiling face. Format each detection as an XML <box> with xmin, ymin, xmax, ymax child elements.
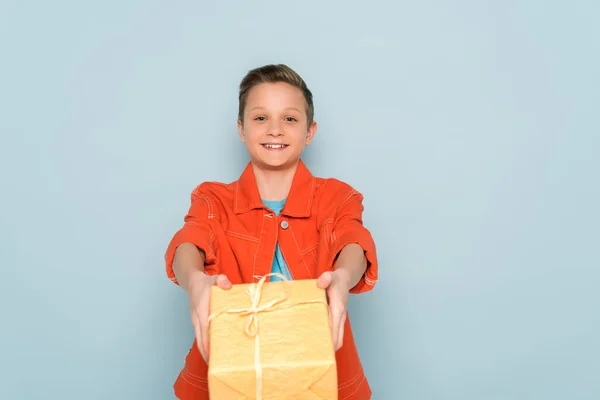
<box><xmin>238</xmin><ymin>81</ymin><xmax>317</xmax><ymax>170</ymax></box>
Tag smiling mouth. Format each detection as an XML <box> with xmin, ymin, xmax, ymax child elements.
<box><xmin>261</xmin><ymin>143</ymin><xmax>289</xmax><ymax>149</ymax></box>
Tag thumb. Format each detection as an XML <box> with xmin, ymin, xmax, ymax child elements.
<box><xmin>211</xmin><ymin>274</ymin><xmax>232</xmax><ymax>290</ymax></box>
<box><xmin>317</xmin><ymin>271</ymin><xmax>333</xmax><ymax>290</ymax></box>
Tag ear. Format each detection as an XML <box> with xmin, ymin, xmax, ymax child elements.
<box><xmin>305</xmin><ymin>121</ymin><xmax>318</xmax><ymax>145</ymax></box>
<box><xmin>237</xmin><ymin>119</ymin><xmax>245</xmax><ymax>143</ymax></box>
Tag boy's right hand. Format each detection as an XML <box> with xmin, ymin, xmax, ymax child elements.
<box><xmin>188</xmin><ymin>272</ymin><xmax>232</xmax><ymax>363</ymax></box>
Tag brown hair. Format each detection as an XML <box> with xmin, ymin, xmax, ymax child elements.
<box><xmin>238</xmin><ymin>64</ymin><xmax>314</xmax><ymax>125</ymax></box>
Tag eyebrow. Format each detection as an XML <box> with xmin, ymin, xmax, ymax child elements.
<box><xmin>284</xmin><ymin>107</ymin><xmax>302</xmax><ymax>113</ymax></box>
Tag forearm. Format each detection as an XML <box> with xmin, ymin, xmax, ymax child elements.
<box><xmin>172</xmin><ymin>242</ymin><xmax>207</xmax><ymax>293</ymax></box>
<box><xmin>333</xmin><ymin>243</ymin><xmax>367</xmax><ymax>291</ymax></box>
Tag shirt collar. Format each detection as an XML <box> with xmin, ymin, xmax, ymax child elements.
<box><xmin>234</xmin><ymin>159</ymin><xmax>316</xmax><ymax>217</ymax></box>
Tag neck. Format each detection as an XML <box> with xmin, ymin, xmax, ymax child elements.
<box><xmin>252</xmin><ymin>161</ymin><xmax>299</xmax><ymax>201</ymax></box>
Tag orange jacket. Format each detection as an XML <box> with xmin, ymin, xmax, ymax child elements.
<box><xmin>165</xmin><ymin>159</ymin><xmax>379</xmax><ymax>399</ymax></box>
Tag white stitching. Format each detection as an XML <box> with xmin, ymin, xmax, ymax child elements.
<box><xmin>338</xmin><ymin>371</ymin><xmax>362</xmax><ymax>389</ymax></box>
<box><xmin>300</xmin><ymin>243</ymin><xmax>319</xmax><ymax>255</ymax></box>
<box><xmin>197</xmin><ymin>193</ymin><xmax>215</xmax><ymax>219</ymax></box>
<box><xmin>338</xmin><ymin>188</ymin><xmax>356</xmax><ymax>210</ymax></box>
<box><xmin>206</xmin><ymin>230</ymin><xmax>217</xmax><ymax>261</ymax></box>
<box><xmin>304</xmin><ymin>177</ymin><xmax>316</xmax><ymax>215</ymax></box>
<box><xmin>252</xmin><ymin>213</ymin><xmax>267</xmax><ymax>281</ymax></box>
<box><xmin>183</xmin><ymin>365</ymin><xmax>209</xmax><ymax>381</ymax></box>
<box><xmin>180</xmin><ymin>370</ymin><xmax>208</xmax><ymax>390</ymax></box>
<box><xmin>364</xmin><ymin>276</ymin><xmax>378</xmax><ymax>285</ymax></box>
<box><xmin>225</xmin><ymin>230</ymin><xmax>260</xmax><ymax>243</ymax></box>
<box><xmin>340</xmin><ymin>373</ymin><xmax>367</xmax><ymax>399</ymax></box>
<box><xmin>288</xmin><ymin>222</ymin><xmax>312</xmax><ymax>277</ymax></box>
<box><xmin>320</xmin><ymin>218</ymin><xmax>334</xmax><ymax>228</ymax></box>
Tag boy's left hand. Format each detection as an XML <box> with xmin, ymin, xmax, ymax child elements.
<box><xmin>317</xmin><ymin>269</ymin><xmax>352</xmax><ymax>351</ymax></box>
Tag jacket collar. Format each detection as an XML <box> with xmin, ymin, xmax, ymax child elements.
<box><xmin>234</xmin><ymin>159</ymin><xmax>316</xmax><ymax>217</ymax></box>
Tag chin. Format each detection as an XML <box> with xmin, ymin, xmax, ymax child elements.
<box><xmin>254</xmin><ymin>158</ymin><xmax>298</xmax><ymax>170</ymax></box>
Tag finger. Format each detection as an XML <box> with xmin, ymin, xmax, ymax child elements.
<box><xmin>336</xmin><ymin>311</ymin><xmax>347</xmax><ymax>351</ymax></box>
<box><xmin>215</xmin><ymin>274</ymin><xmax>232</xmax><ymax>290</ymax></box>
<box><xmin>317</xmin><ymin>271</ymin><xmax>333</xmax><ymax>290</ymax></box>
<box><xmin>330</xmin><ymin>307</ymin><xmax>340</xmax><ymax>350</ymax></box>
<box><xmin>192</xmin><ymin>314</ymin><xmax>206</xmax><ymax>362</ymax></box>
<box><xmin>200</xmin><ymin>312</ymin><xmax>210</xmax><ymax>362</ymax></box>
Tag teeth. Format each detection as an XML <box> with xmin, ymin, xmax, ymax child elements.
<box><xmin>264</xmin><ymin>144</ymin><xmax>286</xmax><ymax>149</ymax></box>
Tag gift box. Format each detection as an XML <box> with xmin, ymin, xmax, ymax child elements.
<box><xmin>208</xmin><ymin>274</ymin><xmax>338</xmax><ymax>400</ymax></box>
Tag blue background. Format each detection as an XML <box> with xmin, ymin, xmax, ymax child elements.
<box><xmin>1</xmin><ymin>1</ymin><xmax>598</xmax><ymax>399</ymax></box>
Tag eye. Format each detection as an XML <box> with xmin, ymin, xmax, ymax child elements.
<box><xmin>254</xmin><ymin>116</ymin><xmax>266</xmax><ymax>121</ymax></box>
<box><xmin>284</xmin><ymin>117</ymin><xmax>297</xmax><ymax>122</ymax></box>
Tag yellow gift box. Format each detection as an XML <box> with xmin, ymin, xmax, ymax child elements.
<box><xmin>207</xmin><ymin>274</ymin><xmax>338</xmax><ymax>400</ymax></box>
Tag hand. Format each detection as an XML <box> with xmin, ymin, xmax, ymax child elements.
<box><xmin>317</xmin><ymin>269</ymin><xmax>352</xmax><ymax>351</ymax></box>
<box><xmin>188</xmin><ymin>272</ymin><xmax>232</xmax><ymax>362</ymax></box>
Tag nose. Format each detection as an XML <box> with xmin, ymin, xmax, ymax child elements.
<box><xmin>267</xmin><ymin>120</ymin><xmax>283</xmax><ymax>137</ymax></box>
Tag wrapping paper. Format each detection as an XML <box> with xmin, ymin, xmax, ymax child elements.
<box><xmin>208</xmin><ymin>275</ymin><xmax>337</xmax><ymax>400</ymax></box>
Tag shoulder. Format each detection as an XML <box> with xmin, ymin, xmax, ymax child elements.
<box><xmin>191</xmin><ymin>180</ymin><xmax>234</xmax><ymax>198</ymax></box>
<box><xmin>315</xmin><ymin>176</ymin><xmax>363</xmax><ymax>202</ymax></box>
<box><xmin>314</xmin><ymin>178</ymin><xmax>363</xmax><ymax>220</ymax></box>
<box><xmin>189</xmin><ymin>181</ymin><xmax>236</xmax><ymax>213</ymax></box>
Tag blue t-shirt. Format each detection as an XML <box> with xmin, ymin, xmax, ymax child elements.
<box><xmin>261</xmin><ymin>198</ymin><xmax>293</xmax><ymax>282</ymax></box>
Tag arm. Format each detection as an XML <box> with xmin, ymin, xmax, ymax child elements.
<box><xmin>317</xmin><ymin>185</ymin><xmax>378</xmax><ymax>350</ymax></box>
<box><xmin>172</xmin><ymin>242</ymin><xmax>208</xmax><ymax>294</ymax></box>
<box><xmin>326</xmin><ymin>187</ymin><xmax>378</xmax><ymax>294</ymax></box>
<box><xmin>173</xmin><ymin>242</ymin><xmax>231</xmax><ymax>362</ymax></box>
<box><xmin>332</xmin><ymin>243</ymin><xmax>368</xmax><ymax>292</ymax></box>
<box><xmin>165</xmin><ymin>185</ymin><xmax>231</xmax><ymax>362</ymax></box>
<box><xmin>164</xmin><ymin>184</ymin><xmax>219</xmax><ymax>286</ymax></box>
<box><xmin>318</xmin><ymin>242</ymin><xmax>370</xmax><ymax>351</ymax></box>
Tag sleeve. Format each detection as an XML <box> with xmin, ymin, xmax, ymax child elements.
<box><xmin>164</xmin><ymin>184</ymin><xmax>219</xmax><ymax>285</ymax></box>
<box><xmin>327</xmin><ymin>188</ymin><xmax>378</xmax><ymax>294</ymax></box>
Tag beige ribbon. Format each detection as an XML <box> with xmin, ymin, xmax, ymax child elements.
<box><xmin>208</xmin><ymin>273</ymin><xmax>329</xmax><ymax>400</ymax></box>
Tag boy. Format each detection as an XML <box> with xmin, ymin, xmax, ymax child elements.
<box><xmin>165</xmin><ymin>64</ymin><xmax>379</xmax><ymax>399</ymax></box>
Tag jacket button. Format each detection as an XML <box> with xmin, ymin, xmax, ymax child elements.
<box><xmin>280</xmin><ymin>220</ymin><xmax>289</xmax><ymax>229</ymax></box>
